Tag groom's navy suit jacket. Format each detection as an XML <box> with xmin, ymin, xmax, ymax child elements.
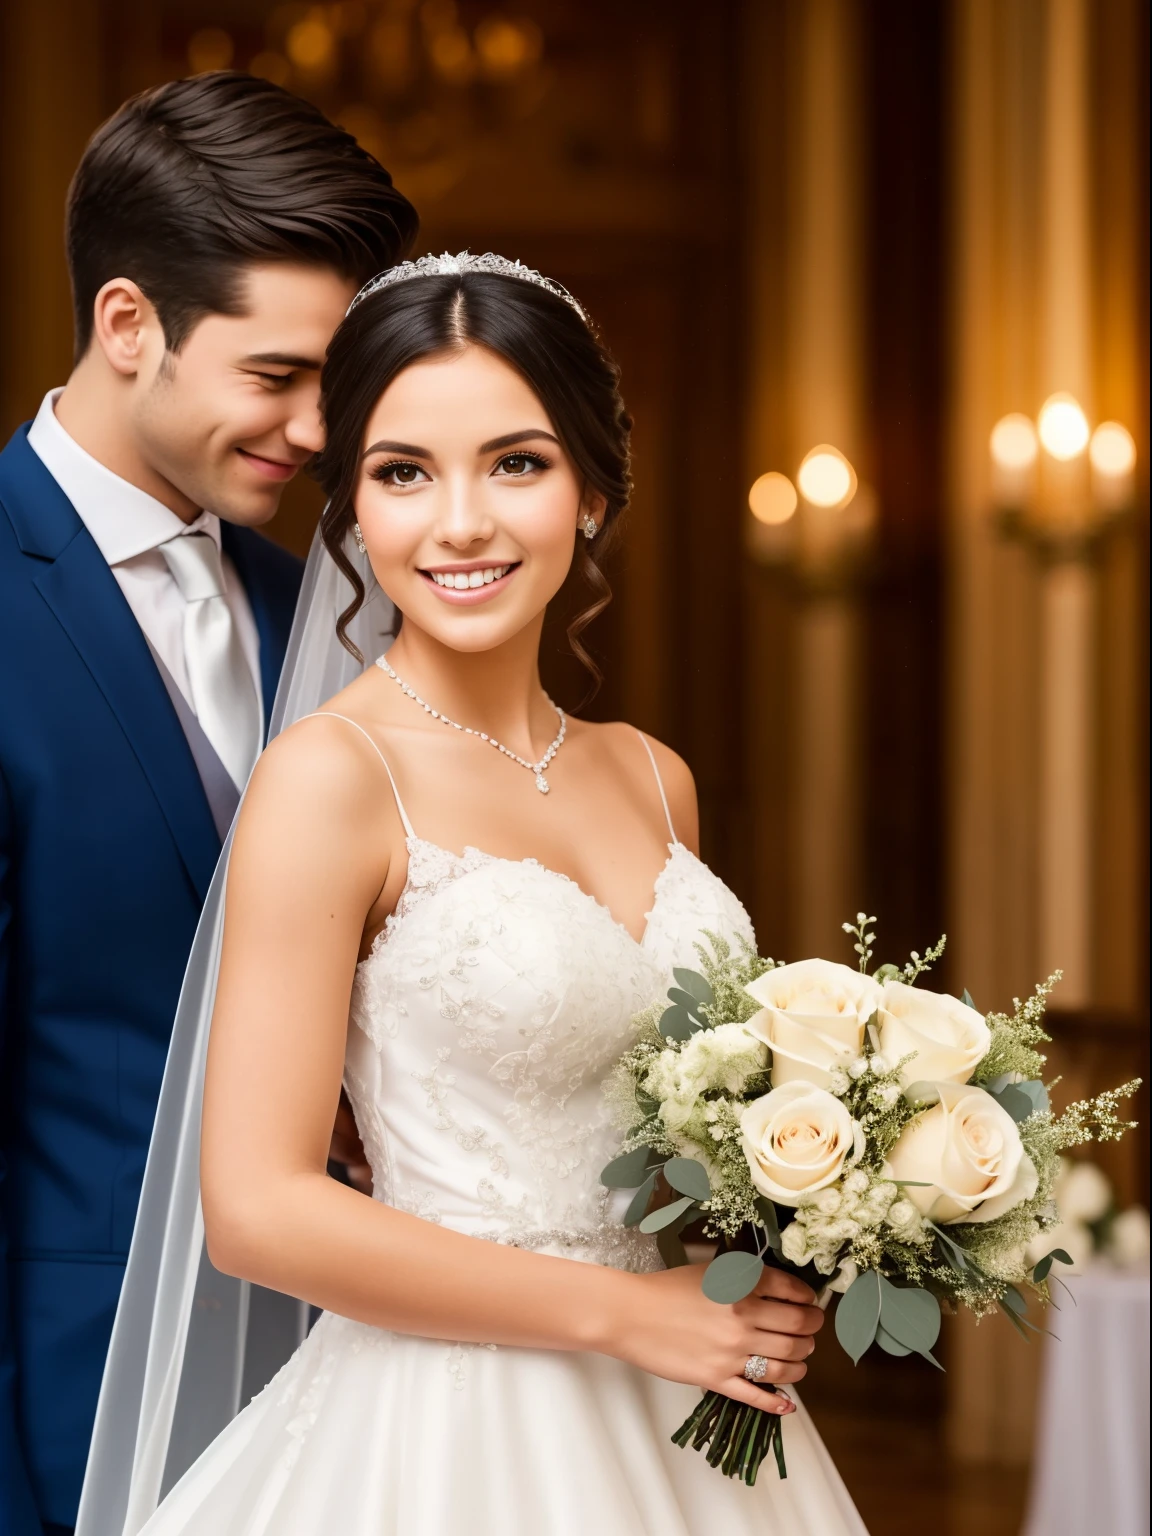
<box><xmin>0</xmin><ymin>425</ymin><xmax>302</xmax><ymax>1533</ymax></box>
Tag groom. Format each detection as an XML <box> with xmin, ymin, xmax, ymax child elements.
<box><xmin>0</xmin><ymin>73</ymin><xmax>416</xmax><ymax>1535</ymax></box>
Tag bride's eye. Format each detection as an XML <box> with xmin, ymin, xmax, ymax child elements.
<box><xmin>369</xmin><ymin>460</ymin><xmax>429</xmax><ymax>486</ymax></box>
<box><xmin>494</xmin><ymin>451</ymin><xmax>549</xmax><ymax>478</ymax></box>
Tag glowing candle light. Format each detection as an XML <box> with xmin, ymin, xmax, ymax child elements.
<box><xmin>797</xmin><ymin>445</ymin><xmax>857</xmax><ymax>510</ymax></box>
<box><xmin>990</xmin><ymin>413</ymin><xmax>1039</xmax><ymax>506</ymax></box>
<box><xmin>748</xmin><ymin>471</ymin><xmax>798</xmax><ymax>525</ymax></box>
<box><xmin>1089</xmin><ymin>421</ymin><xmax>1137</xmax><ymax>511</ymax></box>
<box><xmin>1037</xmin><ymin>392</ymin><xmax>1090</xmax><ymax>461</ymax></box>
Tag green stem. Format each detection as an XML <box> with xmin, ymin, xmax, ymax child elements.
<box><xmin>671</xmin><ymin>1388</ymin><xmax>790</xmax><ymax>1486</ymax></box>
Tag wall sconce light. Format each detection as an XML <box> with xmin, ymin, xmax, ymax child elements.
<box><xmin>989</xmin><ymin>395</ymin><xmax>1138</xmax><ymax>1006</ymax></box>
<box><xmin>990</xmin><ymin>395</ymin><xmax>1136</xmax><ymax>555</ymax></box>
<box><xmin>747</xmin><ymin>445</ymin><xmax>873</xmax><ymax>586</ymax></box>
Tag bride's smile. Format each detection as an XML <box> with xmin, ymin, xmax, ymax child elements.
<box><xmin>353</xmin><ymin>343</ymin><xmax>603</xmax><ymax>648</ymax></box>
<box><xmin>421</xmin><ymin>560</ymin><xmax>520</xmax><ymax>600</ymax></box>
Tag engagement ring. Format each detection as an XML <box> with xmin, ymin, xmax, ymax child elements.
<box><xmin>743</xmin><ymin>1354</ymin><xmax>770</xmax><ymax>1383</ymax></box>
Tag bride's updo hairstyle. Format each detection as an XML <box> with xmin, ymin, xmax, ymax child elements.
<box><xmin>313</xmin><ymin>270</ymin><xmax>631</xmax><ymax>691</ymax></box>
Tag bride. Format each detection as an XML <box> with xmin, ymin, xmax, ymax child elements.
<box><xmin>86</xmin><ymin>254</ymin><xmax>868</xmax><ymax>1534</ymax></box>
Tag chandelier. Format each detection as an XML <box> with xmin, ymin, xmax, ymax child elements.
<box><xmin>186</xmin><ymin>1</ymin><xmax>548</xmax><ymax>202</ymax></box>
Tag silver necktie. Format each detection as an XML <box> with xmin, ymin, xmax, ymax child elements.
<box><xmin>160</xmin><ymin>532</ymin><xmax>262</xmax><ymax>791</ymax></box>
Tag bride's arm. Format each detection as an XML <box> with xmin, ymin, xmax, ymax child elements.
<box><xmin>202</xmin><ymin>717</ymin><xmax>819</xmax><ymax>1414</ymax></box>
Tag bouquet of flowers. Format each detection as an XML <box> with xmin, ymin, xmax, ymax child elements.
<box><xmin>601</xmin><ymin>914</ymin><xmax>1140</xmax><ymax>1487</ymax></box>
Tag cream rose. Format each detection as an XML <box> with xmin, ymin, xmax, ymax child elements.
<box><xmin>744</xmin><ymin>959</ymin><xmax>882</xmax><ymax>1090</ymax></box>
<box><xmin>741</xmin><ymin>1081</ymin><xmax>863</xmax><ymax>1207</ymax></box>
<box><xmin>885</xmin><ymin>1081</ymin><xmax>1038</xmax><ymax>1225</ymax></box>
<box><xmin>877</xmin><ymin>981</ymin><xmax>990</xmax><ymax>1089</ymax></box>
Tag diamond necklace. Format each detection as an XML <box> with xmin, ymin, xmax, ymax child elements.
<box><xmin>376</xmin><ymin>656</ymin><xmax>566</xmax><ymax>794</ymax></box>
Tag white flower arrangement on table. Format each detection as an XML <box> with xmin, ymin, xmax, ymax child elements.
<box><xmin>1027</xmin><ymin>1156</ymin><xmax>1151</xmax><ymax>1274</ymax></box>
<box><xmin>601</xmin><ymin>915</ymin><xmax>1141</xmax><ymax>1487</ymax></box>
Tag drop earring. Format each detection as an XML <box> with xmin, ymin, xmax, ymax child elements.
<box><xmin>353</xmin><ymin>522</ymin><xmax>367</xmax><ymax>554</ymax></box>
<box><xmin>580</xmin><ymin>512</ymin><xmax>598</xmax><ymax>541</ymax></box>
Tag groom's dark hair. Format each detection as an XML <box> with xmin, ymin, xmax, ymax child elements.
<box><xmin>66</xmin><ymin>71</ymin><xmax>418</xmax><ymax>360</ymax></box>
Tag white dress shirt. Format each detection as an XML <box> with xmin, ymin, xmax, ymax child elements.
<box><xmin>27</xmin><ymin>389</ymin><xmax>263</xmax><ymax>720</ymax></box>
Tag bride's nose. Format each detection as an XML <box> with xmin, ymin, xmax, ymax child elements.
<box><xmin>434</xmin><ymin>475</ymin><xmax>496</xmax><ymax>549</ymax></box>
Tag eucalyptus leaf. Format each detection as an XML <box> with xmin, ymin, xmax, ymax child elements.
<box><xmin>1030</xmin><ymin>1246</ymin><xmax>1073</xmax><ymax>1285</ymax></box>
<box><xmin>937</xmin><ymin>1244</ymin><xmax>967</xmax><ymax>1277</ymax></box>
<box><xmin>702</xmin><ymin>1250</ymin><xmax>764</xmax><ymax>1304</ymax></box>
<box><xmin>875</xmin><ymin>1324</ymin><xmax>912</xmax><ymax>1357</ymax></box>
<box><xmin>673</xmin><ymin>967</ymin><xmax>715</xmax><ymax>1006</ymax></box>
<box><xmin>639</xmin><ymin>1195</ymin><xmax>695</xmax><ymax>1234</ymax></box>
<box><xmin>903</xmin><ymin>1082</ymin><xmax>942</xmax><ymax>1109</ymax></box>
<box><xmin>1014</xmin><ymin>1080</ymin><xmax>1049</xmax><ymax>1115</ymax></box>
<box><xmin>666</xmin><ymin>987</ymin><xmax>706</xmax><ymax>1018</ymax></box>
<box><xmin>834</xmin><ymin>1270</ymin><xmax>881</xmax><ymax>1364</ymax></box>
<box><xmin>928</xmin><ymin>1222</ymin><xmax>977</xmax><ymax>1276</ymax></box>
<box><xmin>999</xmin><ymin>1291</ymin><xmax>1049</xmax><ymax>1339</ymax></box>
<box><xmin>991</xmin><ymin>1082</ymin><xmax>1044</xmax><ymax>1123</ymax></box>
<box><xmin>637</xmin><ymin>1091</ymin><xmax>661</xmax><ymax>1116</ymax></box>
<box><xmin>999</xmin><ymin>1299</ymin><xmax>1031</xmax><ymax>1341</ymax></box>
<box><xmin>656</xmin><ymin>1220</ymin><xmax>690</xmax><ymax>1269</ymax></box>
<box><xmin>601</xmin><ymin>1146</ymin><xmax>659</xmax><ymax>1189</ymax></box>
<box><xmin>623</xmin><ymin>1171</ymin><xmax>657</xmax><ymax>1227</ymax></box>
<box><xmin>872</xmin><ymin>963</ymin><xmax>902</xmax><ymax>984</ymax></box>
<box><xmin>1001</xmin><ymin>1284</ymin><xmax>1028</xmax><ymax>1317</ymax></box>
<box><xmin>961</xmin><ymin>987</ymin><xmax>977</xmax><ymax>1011</ymax></box>
<box><xmin>663</xmin><ymin>1156</ymin><xmax>711</xmax><ymax>1203</ymax></box>
<box><xmin>659</xmin><ymin>1004</ymin><xmax>699</xmax><ymax>1043</ymax></box>
<box><xmin>878</xmin><ymin>1278</ymin><xmax>941</xmax><ymax>1357</ymax></box>
<box><xmin>755</xmin><ymin>1197</ymin><xmax>782</xmax><ymax>1252</ymax></box>
<box><xmin>984</xmin><ymin>1073</ymin><xmax>1016</xmax><ymax>1094</ymax></box>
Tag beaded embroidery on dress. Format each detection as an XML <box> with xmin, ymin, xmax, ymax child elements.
<box><xmin>138</xmin><ymin>728</ymin><xmax>867</xmax><ymax>1536</ymax></box>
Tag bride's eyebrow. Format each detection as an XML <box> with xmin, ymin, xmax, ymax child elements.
<box><xmin>479</xmin><ymin>429</ymin><xmax>560</xmax><ymax>453</ymax></box>
<box><xmin>361</xmin><ymin>439</ymin><xmax>430</xmax><ymax>458</ymax></box>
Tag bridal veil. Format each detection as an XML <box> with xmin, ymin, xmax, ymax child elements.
<box><xmin>75</xmin><ymin>530</ymin><xmax>394</xmax><ymax>1536</ymax></box>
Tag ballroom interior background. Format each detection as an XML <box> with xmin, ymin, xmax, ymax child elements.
<box><xmin>1</xmin><ymin>1</ymin><xmax>1147</xmax><ymax>1529</ymax></box>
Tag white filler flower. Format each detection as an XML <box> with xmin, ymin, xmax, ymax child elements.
<box><xmin>645</xmin><ymin>1024</ymin><xmax>766</xmax><ymax>1134</ymax></box>
<box><xmin>885</xmin><ymin>1081</ymin><xmax>1038</xmax><ymax>1224</ymax></box>
<box><xmin>744</xmin><ymin>959</ymin><xmax>882</xmax><ymax>1091</ymax></box>
<box><xmin>741</xmin><ymin>1081</ymin><xmax>864</xmax><ymax>1206</ymax></box>
<box><xmin>877</xmin><ymin>980</ymin><xmax>991</xmax><ymax>1089</ymax></box>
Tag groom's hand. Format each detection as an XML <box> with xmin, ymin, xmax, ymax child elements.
<box><xmin>329</xmin><ymin>1089</ymin><xmax>373</xmax><ymax>1194</ymax></box>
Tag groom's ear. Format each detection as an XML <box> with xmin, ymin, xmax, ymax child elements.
<box><xmin>90</xmin><ymin>277</ymin><xmax>166</xmax><ymax>379</ymax></box>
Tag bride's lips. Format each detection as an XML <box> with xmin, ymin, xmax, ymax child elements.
<box><xmin>419</xmin><ymin>561</ymin><xmax>521</xmax><ymax>606</ymax></box>
<box><xmin>236</xmin><ymin>447</ymin><xmax>301</xmax><ymax>482</ymax></box>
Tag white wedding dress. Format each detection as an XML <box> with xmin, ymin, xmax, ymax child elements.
<box><xmin>139</xmin><ymin>727</ymin><xmax>867</xmax><ymax>1535</ymax></box>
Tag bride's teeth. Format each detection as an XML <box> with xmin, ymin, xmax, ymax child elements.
<box><xmin>429</xmin><ymin>564</ymin><xmax>512</xmax><ymax>588</ymax></box>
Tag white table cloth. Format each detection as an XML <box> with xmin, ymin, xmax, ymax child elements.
<box><xmin>1023</xmin><ymin>1263</ymin><xmax>1149</xmax><ymax>1536</ymax></box>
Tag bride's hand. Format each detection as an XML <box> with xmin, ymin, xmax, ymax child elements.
<box><xmin>605</xmin><ymin>1263</ymin><xmax>822</xmax><ymax>1412</ymax></box>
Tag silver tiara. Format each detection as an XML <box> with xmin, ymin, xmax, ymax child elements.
<box><xmin>347</xmin><ymin>250</ymin><xmax>590</xmax><ymax>325</ymax></box>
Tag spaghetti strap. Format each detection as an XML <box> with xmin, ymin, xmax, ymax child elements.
<box><xmin>635</xmin><ymin>730</ymin><xmax>676</xmax><ymax>844</ymax></box>
<box><xmin>299</xmin><ymin>712</ymin><xmax>416</xmax><ymax>840</ymax></box>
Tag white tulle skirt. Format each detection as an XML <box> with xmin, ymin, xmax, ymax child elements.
<box><xmin>138</xmin><ymin>1311</ymin><xmax>868</xmax><ymax>1535</ymax></box>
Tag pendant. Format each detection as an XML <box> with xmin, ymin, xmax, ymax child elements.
<box><xmin>535</xmin><ymin>772</ymin><xmax>550</xmax><ymax>794</ymax></box>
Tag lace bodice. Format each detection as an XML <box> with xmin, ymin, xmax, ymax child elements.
<box><xmin>328</xmin><ymin>716</ymin><xmax>756</xmax><ymax>1271</ymax></box>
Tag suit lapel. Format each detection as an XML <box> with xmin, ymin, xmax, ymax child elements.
<box><xmin>3</xmin><ymin>430</ymin><xmax>220</xmax><ymax>902</ymax></box>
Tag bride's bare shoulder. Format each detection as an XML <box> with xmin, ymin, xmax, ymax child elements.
<box><xmin>575</xmin><ymin>718</ymin><xmax>699</xmax><ymax>852</ymax></box>
<box><xmin>239</xmin><ymin>683</ymin><xmax>403</xmax><ymax>853</ymax></box>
